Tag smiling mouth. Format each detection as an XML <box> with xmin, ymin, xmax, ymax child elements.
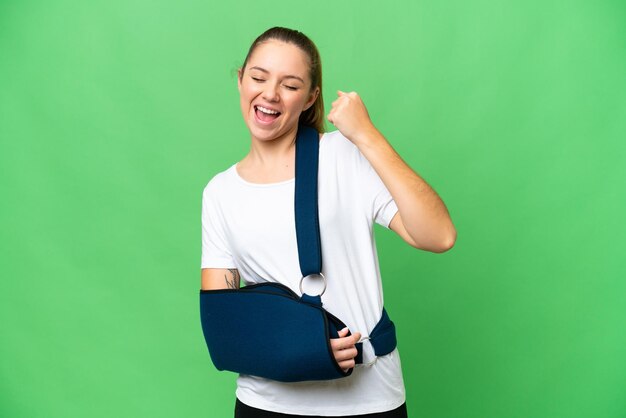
<box><xmin>254</xmin><ymin>105</ymin><xmax>281</xmax><ymax>123</ymax></box>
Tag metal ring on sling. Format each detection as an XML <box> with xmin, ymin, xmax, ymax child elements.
<box><xmin>299</xmin><ymin>272</ymin><xmax>327</xmax><ymax>297</ymax></box>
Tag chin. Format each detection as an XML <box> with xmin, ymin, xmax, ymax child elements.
<box><xmin>245</xmin><ymin>115</ymin><xmax>296</xmax><ymax>142</ymax></box>
<box><xmin>246</xmin><ymin>123</ymin><xmax>278</xmax><ymax>141</ymax></box>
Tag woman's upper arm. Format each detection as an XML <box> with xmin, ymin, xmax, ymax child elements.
<box><xmin>201</xmin><ymin>268</ymin><xmax>241</xmax><ymax>290</ymax></box>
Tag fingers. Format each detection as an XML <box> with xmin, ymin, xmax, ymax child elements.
<box><xmin>338</xmin><ymin>356</ymin><xmax>357</xmax><ymax>371</ymax></box>
<box><xmin>326</xmin><ymin>93</ymin><xmax>349</xmax><ymax>124</ymax></box>
<box><xmin>335</xmin><ymin>346</ymin><xmax>358</xmax><ymax>362</ymax></box>
<box><xmin>336</xmin><ymin>334</ymin><xmax>359</xmax><ymax>371</ymax></box>
<box><xmin>328</xmin><ymin>90</ymin><xmax>360</xmax><ymax>113</ymax></box>
<box><xmin>327</xmin><ymin>91</ymin><xmax>367</xmax><ymax>135</ymax></box>
<box><xmin>331</xmin><ymin>329</ymin><xmax>361</xmax><ymax>349</ymax></box>
<box><xmin>331</xmin><ymin>327</ymin><xmax>362</xmax><ymax>372</ymax></box>
<box><xmin>337</xmin><ymin>90</ymin><xmax>358</xmax><ymax>98</ymax></box>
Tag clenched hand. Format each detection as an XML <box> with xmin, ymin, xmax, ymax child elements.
<box><xmin>331</xmin><ymin>327</ymin><xmax>362</xmax><ymax>372</ymax></box>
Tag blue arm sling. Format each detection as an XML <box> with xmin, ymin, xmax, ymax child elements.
<box><xmin>199</xmin><ymin>124</ymin><xmax>397</xmax><ymax>382</ymax></box>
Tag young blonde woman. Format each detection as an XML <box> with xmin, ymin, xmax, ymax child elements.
<box><xmin>201</xmin><ymin>27</ymin><xmax>456</xmax><ymax>418</ymax></box>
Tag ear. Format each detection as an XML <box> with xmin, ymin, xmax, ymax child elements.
<box><xmin>303</xmin><ymin>86</ymin><xmax>320</xmax><ymax>111</ymax></box>
<box><xmin>237</xmin><ymin>68</ymin><xmax>243</xmax><ymax>92</ymax></box>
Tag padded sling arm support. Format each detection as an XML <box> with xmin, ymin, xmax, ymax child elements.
<box><xmin>199</xmin><ymin>124</ymin><xmax>397</xmax><ymax>382</ymax></box>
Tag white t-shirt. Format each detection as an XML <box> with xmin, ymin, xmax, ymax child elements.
<box><xmin>201</xmin><ymin>130</ymin><xmax>406</xmax><ymax>416</ymax></box>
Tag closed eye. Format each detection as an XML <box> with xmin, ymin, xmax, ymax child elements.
<box><xmin>284</xmin><ymin>85</ymin><xmax>298</xmax><ymax>91</ymax></box>
<box><xmin>251</xmin><ymin>77</ymin><xmax>265</xmax><ymax>82</ymax></box>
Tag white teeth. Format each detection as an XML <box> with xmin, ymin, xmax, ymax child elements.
<box><xmin>256</xmin><ymin>105</ymin><xmax>279</xmax><ymax>115</ymax></box>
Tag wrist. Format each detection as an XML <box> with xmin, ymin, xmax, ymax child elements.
<box><xmin>352</xmin><ymin>124</ymin><xmax>384</xmax><ymax>150</ymax></box>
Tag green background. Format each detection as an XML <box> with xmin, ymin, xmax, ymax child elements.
<box><xmin>1</xmin><ymin>0</ymin><xmax>625</xmax><ymax>417</ymax></box>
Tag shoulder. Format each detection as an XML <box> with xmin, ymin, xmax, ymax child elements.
<box><xmin>321</xmin><ymin>130</ymin><xmax>360</xmax><ymax>157</ymax></box>
<box><xmin>321</xmin><ymin>129</ymin><xmax>356</xmax><ymax>148</ymax></box>
<box><xmin>202</xmin><ymin>164</ymin><xmax>237</xmax><ymax>198</ymax></box>
<box><xmin>321</xmin><ymin>130</ymin><xmax>368</xmax><ymax>170</ymax></box>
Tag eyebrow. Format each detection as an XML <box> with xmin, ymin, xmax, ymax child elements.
<box><xmin>249</xmin><ymin>66</ymin><xmax>305</xmax><ymax>83</ymax></box>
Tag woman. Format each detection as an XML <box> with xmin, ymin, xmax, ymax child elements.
<box><xmin>201</xmin><ymin>27</ymin><xmax>456</xmax><ymax>417</ymax></box>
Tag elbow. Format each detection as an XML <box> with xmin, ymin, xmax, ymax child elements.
<box><xmin>430</xmin><ymin>227</ymin><xmax>457</xmax><ymax>253</ymax></box>
<box><xmin>400</xmin><ymin>218</ymin><xmax>456</xmax><ymax>253</ymax></box>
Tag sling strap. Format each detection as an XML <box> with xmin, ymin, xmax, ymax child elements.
<box><xmin>294</xmin><ymin>124</ymin><xmax>322</xmax><ymax>277</ymax></box>
<box><xmin>293</xmin><ymin>124</ymin><xmax>397</xmax><ymax>365</ymax></box>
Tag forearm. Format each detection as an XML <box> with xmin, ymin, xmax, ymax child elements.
<box><xmin>201</xmin><ymin>268</ymin><xmax>241</xmax><ymax>290</ymax></box>
<box><xmin>355</xmin><ymin>126</ymin><xmax>456</xmax><ymax>251</ymax></box>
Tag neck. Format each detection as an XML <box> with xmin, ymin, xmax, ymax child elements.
<box><xmin>245</xmin><ymin>125</ymin><xmax>298</xmax><ymax>167</ymax></box>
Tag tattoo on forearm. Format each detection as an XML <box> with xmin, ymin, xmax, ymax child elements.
<box><xmin>224</xmin><ymin>269</ymin><xmax>240</xmax><ymax>289</ymax></box>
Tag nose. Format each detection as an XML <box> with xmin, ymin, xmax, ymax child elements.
<box><xmin>262</xmin><ymin>83</ymin><xmax>280</xmax><ymax>102</ymax></box>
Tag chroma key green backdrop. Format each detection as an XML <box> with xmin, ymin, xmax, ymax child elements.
<box><xmin>1</xmin><ymin>1</ymin><xmax>625</xmax><ymax>417</ymax></box>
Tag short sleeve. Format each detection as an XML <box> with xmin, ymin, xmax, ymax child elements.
<box><xmin>354</xmin><ymin>147</ymin><xmax>399</xmax><ymax>229</ymax></box>
<box><xmin>201</xmin><ymin>183</ymin><xmax>236</xmax><ymax>269</ymax></box>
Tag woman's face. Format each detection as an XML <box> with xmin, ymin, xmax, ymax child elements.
<box><xmin>238</xmin><ymin>40</ymin><xmax>319</xmax><ymax>142</ymax></box>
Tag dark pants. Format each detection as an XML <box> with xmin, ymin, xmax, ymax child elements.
<box><xmin>235</xmin><ymin>398</ymin><xmax>408</xmax><ymax>418</ymax></box>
